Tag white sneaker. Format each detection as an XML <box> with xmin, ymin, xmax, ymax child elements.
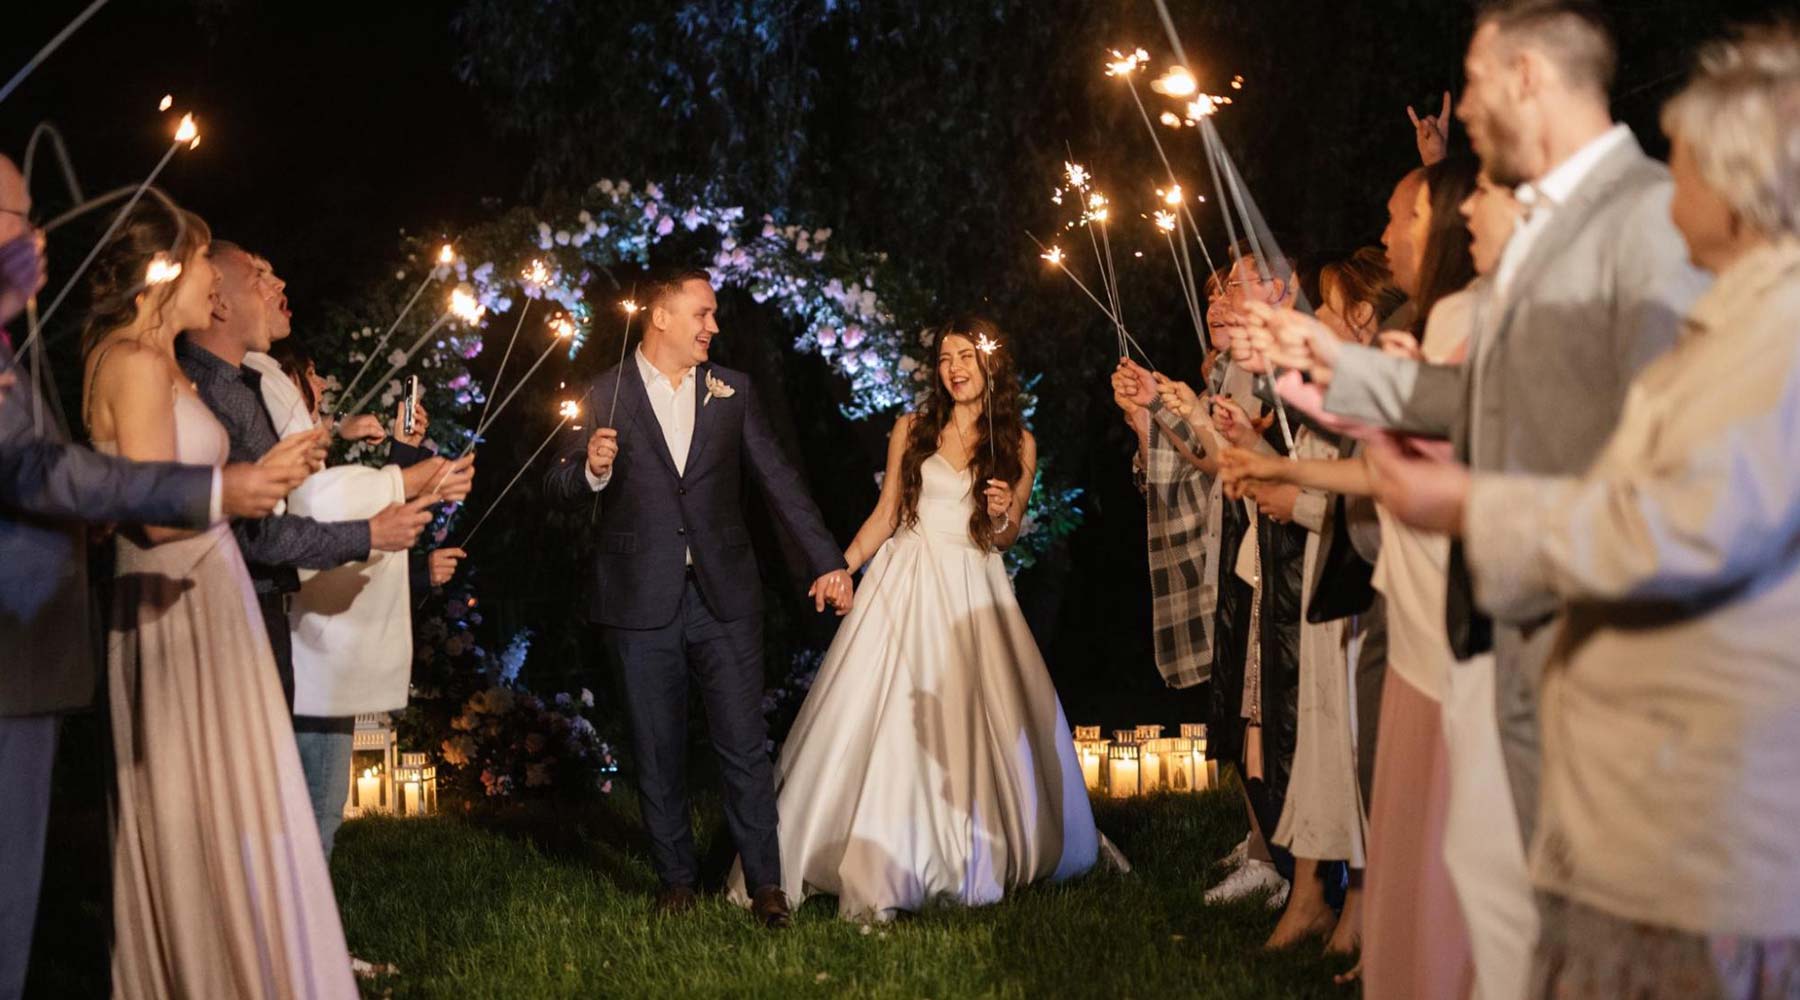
<box><xmin>1204</xmin><ymin>858</ymin><xmax>1288</xmax><ymax>905</ymax></box>
<box><xmin>1214</xmin><ymin>834</ymin><xmax>1251</xmax><ymax>871</ymax></box>
<box><xmin>1265</xmin><ymin>879</ymin><xmax>1290</xmax><ymax>911</ymax></box>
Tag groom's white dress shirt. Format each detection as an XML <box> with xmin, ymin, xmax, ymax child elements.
<box><xmin>587</xmin><ymin>348</ymin><xmax>696</xmax><ymax>562</ymax></box>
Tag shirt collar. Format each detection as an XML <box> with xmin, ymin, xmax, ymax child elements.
<box><xmin>1517</xmin><ymin>123</ymin><xmax>1633</xmax><ymax>212</ymax></box>
<box><xmin>635</xmin><ymin>347</ymin><xmax>695</xmax><ymax>390</ymax></box>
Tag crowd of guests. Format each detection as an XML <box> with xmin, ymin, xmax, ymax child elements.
<box><xmin>1115</xmin><ymin>4</ymin><xmax>1800</xmax><ymax>997</ymax></box>
<box><xmin>3</xmin><ymin>0</ymin><xmax>1799</xmax><ymax>997</ymax></box>
<box><xmin>0</xmin><ymin>147</ymin><xmax>475</xmax><ymax>994</ymax></box>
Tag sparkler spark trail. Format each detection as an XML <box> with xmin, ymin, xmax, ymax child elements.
<box><xmin>975</xmin><ymin>332</ymin><xmax>1000</xmax><ymax>469</ymax></box>
<box><xmin>336</xmin><ymin>243</ymin><xmax>455</xmax><ymax>415</ymax></box>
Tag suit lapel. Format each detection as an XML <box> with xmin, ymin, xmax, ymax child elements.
<box><xmin>612</xmin><ymin>360</ymin><xmax>680</xmax><ymax>479</ymax></box>
<box><xmin>685</xmin><ymin>364</ymin><xmax>719</xmax><ymax>476</ymax></box>
<box><xmin>1491</xmin><ymin>136</ymin><xmax>1649</xmax><ymax>336</ymax></box>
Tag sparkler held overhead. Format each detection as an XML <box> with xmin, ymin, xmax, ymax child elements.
<box><xmin>462</xmin><ymin>258</ymin><xmax>553</xmax><ymax>456</ymax></box>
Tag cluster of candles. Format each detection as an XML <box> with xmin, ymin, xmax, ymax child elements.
<box><xmin>349</xmin><ymin>753</ymin><xmax>439</xmax><ymax>819</ymax></box>
<box><xmin>1074</xmin><ymin>723</ymin><xmax>1218</xmax><ymax>798</ymax></box>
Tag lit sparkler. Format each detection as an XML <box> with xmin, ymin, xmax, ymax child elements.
<box><xmin>344</xmin><ymin>283</ymin><xmax>486</xmax><ymax>418</ymax></box>
<box><xmin>336</xmin><ymin>242</ymin><xmax>457</xmax><ymax>415</ymax></box>
<box><xmin>459</xmin><ymin>399</ymin><xmax>583</xmax><ymax>549</ymax></box>
<box><xmin>473</xmin><ymin>313</ymin><xmax>579</xmax><ymax>441</ymax></box>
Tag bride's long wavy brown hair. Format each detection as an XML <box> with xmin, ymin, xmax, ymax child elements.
<box><xmin>897</xmin><ymin>316</ymin><xmax>1026</xmax><ymax>552</ymax></box>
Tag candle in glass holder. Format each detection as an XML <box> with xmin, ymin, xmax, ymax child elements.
<box><xmin>1164</xmin><ymin>737</ymin><xmax>1197</xmax><ymax>792</ymax></box>
<box><xmin>1107</xmin><ymin>742</ymin><xmax>1141</xmax><ymax>799</ymax></box>
<box><xmin>1073</xmin><ymin>726</ymin><xmax>1107</xmax><ymax>792</ymax></box>
<box><xmin>356</xmin><ymin>767</ymin><xmax>381</xmax><ymax>815</ymax></box>
<box><xmin>1180</xmin><ymin>723</ymin><xmax>1212</xmax><ymax>791</ymax></box>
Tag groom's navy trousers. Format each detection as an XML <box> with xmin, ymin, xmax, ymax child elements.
<box><xmin>545</xmin><ymin>358</ymin><xmax>844</xmax><ymax>892</ymax></box>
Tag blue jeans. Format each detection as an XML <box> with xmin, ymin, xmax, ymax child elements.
<box><xmin>293</xmin><ymin>716</ymin><xmax>355</xmax><ymax>859</ymax></box>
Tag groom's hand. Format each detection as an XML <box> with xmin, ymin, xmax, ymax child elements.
<box><xmin>809</xmin><ymin>569</ymin><xmax>854</xmax><ymax>615</ymax></box>
<box><xmin>586</xmin><ymin>427</ymin><xmax>619</xmax><ymax>478</ymax></box>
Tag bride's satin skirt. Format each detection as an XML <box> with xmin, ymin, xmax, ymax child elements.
<box><xmin>732</xmin><ymin>524</ymin><xmax>1115</xmax><ymax>921</ymax></box>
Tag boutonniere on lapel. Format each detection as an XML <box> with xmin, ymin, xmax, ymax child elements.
<box><xmin>703</xmin><ymin>370</ymin><xmax>736</xmax><ymax>407</ymax></box>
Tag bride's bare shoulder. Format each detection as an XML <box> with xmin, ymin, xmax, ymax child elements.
<box><xmin>891</xmin><ymin>412</ymin><xmax>915</xmax><ymax>436</ymax></box>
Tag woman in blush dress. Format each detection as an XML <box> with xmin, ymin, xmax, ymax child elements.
<box><xmin>81</xmin><ymin>205</ymin><xmax>355</xmax><ymax>999</ymax></box>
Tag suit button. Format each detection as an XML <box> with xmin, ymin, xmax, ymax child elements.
<box><xmin>678</xmin><ymin>487</ymin><xmax>687</xmax><ymax>496</ymax></box>
<box><xmin>677</xmin><ymin>528</ymin><xmax>687</xmax><ymax>536</ymax></box>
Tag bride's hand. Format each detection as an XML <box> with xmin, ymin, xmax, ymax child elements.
<box><xmin>983</xmin><ymin>479</ymin><xmax>1012</xmax><ymax>519</ymax></box>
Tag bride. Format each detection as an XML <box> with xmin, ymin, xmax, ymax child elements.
<box><xmin>730</xmin><ymin>316</ymin><xmax>1120</xmax><ymax>921</ymax></box>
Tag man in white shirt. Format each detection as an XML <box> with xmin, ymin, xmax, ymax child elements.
<box><xmin>544</xmin><ymin>268</ymin><xmax>851</xmax><ymax>929</ymax></box>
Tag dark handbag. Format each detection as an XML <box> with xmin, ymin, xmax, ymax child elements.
<box><xmin>1305</xmin><ymin>492</ymin><xmax>1376</xmax><ymax>623</ymax></box>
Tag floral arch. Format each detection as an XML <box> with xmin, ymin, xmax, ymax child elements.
<box><xmin>326</xmin><ymin>177</ymin><xmax>1081</xmax><ymax>573</ymax></box>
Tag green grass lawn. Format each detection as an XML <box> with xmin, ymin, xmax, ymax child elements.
<box><xmin>333</xmin><ymin>784</ymin><xmax>1353</xmax><ymax>999</ymax></box>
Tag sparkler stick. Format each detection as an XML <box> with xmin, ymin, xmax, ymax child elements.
<box><xmin>336</xmin><ymin>243</ymin><xmax>455</xmax><ymax>415</ymax></box>
<box><xmin>24</xmin><ymin>110</ymin><xmax>198</xmax><ymax>344</ymax></box>
<box><xmin>458</xmin><ymin>400</ymin><xmax>581</xmax><ymax>548</ymax></box>
<box><xmin>343</xmin><ymin>286</ymin><xmax>485</xmax><ymax>418</ymax></box>
<box><xmin>0</xmin><ymin>0</ymin><xmax>112</xmax><ymax>106</ymax></box>
<box><xmin>1026</xmin><ymin>233</ymin><xmax>1158</xmax><ymax>366</ymax></box>
<box><xmin>975</xmin><ymin>332</ymin><xmax>999</xmax><ymax>471</ymax></box>
<box><xmin>1108</xmin><ymin>49</ymin><xmax>1219</xmax><ymax>287</ymax></box>
<box><xmin>608</xmin><ymin>295</ymin><xmax>640</xmax><ymax>428</ymax></box>
<box><xmin>472</xmin><ymin>315</ymin><xmax>577</xmax><ymax>441</ymax></box>
<box><xmin>461</xmin><ymin>258</ymin><xmax>548</xmax><ymax>454</ymax></box>
<box><xmin>22</xmin><ymin>123</ymin><xmax>84</xmax><ymax>205</ymax></box>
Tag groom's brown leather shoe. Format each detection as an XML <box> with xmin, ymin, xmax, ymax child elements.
<box><xmin>750</xmin><ymin>885</ymin><xmax>792</xmax><ymax>930</ymax></box>
<box><xmin>654</xmin><ymin>884</ymin><xmax>698</xmax><ymax>915</ymax></box>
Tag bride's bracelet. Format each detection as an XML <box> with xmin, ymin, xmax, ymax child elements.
<box><xmin>992</xmin><ymin>512</ymin><xmax>1012</xmax><ymax>534</ymax></box>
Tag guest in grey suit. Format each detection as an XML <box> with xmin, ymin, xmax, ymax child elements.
<box><xmin>1244</xmin><ymin>0</ymin><xmax>1709</xmax><ymax>846</ymax></box>
<box><xmin>0</xmin><ymin>155</ymin><xmax>303</xmax><ymax>1000</ymax></box>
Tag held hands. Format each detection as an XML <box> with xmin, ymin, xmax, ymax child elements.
<box><xmin>1408</xmin><ymin>91</ymin><xmax>1454</xmax><ymax>167</ymax></box>
<box><xmin>586</xmin><ymin>427</ymin><xmax>620</xmax><ymax>479</ymax></box>
<box><xmin>1376</xmin><ymin>330</ymin><xmax>1424</xmax><ymax>362</ymax></box>
<box><xmin>428</xmin><ymin>547</ymin><xmax>466</xmax><ymax>587</ymax></box>
<box><xmin>808</xmin><ymin>569</ymin><xmax>854</xmax><ymax>616</ymax></box>
<box><xmin>367</xmin><ymin>494</ymin><xmax>435</xmax><ymax>553</ymax></box>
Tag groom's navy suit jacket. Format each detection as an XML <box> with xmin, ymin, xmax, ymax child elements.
<box><xmin>544</xmin><ymin>360</ymin><xmax>843</xmax><ymax>630</ymax></box>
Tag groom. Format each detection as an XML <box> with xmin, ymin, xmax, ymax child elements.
<box><xmin>545</xmin><ymin>268</ymin><xmax>851</xmax><ymax>928</ymax></box>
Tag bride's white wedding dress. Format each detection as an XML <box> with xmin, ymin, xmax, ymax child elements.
<box><xmin>729</xmin><ymin>451</ymin><xmax>1123</xmax><ymax>920</ymax></box>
